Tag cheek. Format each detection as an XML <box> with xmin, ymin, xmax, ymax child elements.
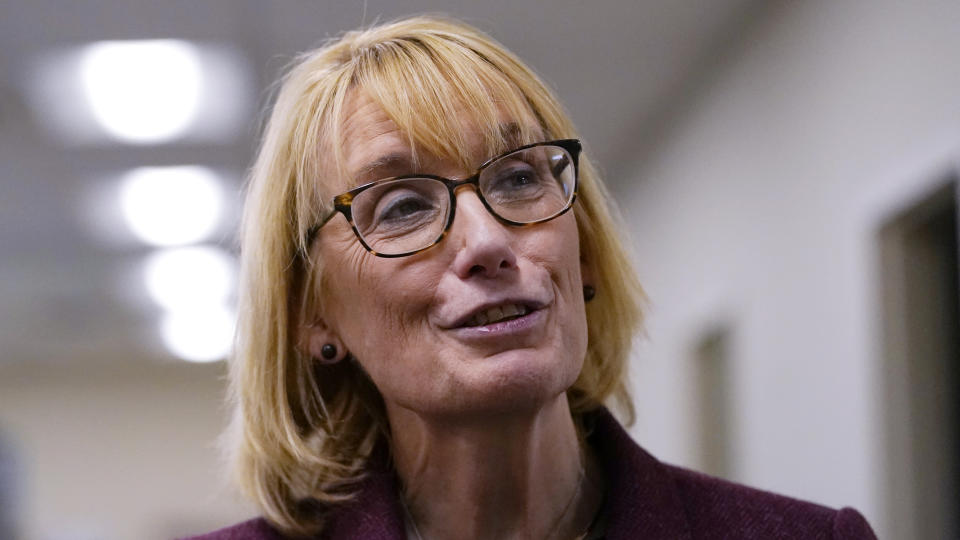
<box><xmin>535</xmin><ymin>215</ymin><xmax>584</xmax><ymax>304</ymax></box>
<box><xmin>321</xmin><ymin>243</ymin><xmax>440</xmax><ymax>370</ymax></box>
<box><xmin>343</xmin><ymin>271</ymin><xmax>443</xmax><ymax>405</ymax></box>
<box><xmin>537</xmin><ymin>217</ymin><xmax>588</xmax><ymax>360</ymax></box>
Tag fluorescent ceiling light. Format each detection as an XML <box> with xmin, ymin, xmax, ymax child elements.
<box><xmin>143</xmin><ymin>246</ymin><xmax>235</xmax><ymax>313</ymax></box>
<box><xmin>80</xmin><ymin>40</ymin><xmax>202</xmax><ymax>144</ymax></box>
<box><xmin>119</xmin><ymin>165</ymin><xmax>223</xmax><ymax>246</ymax></box>
<box><xmin>28</xmin><ymin>41</ymin><xmax>250</xmax><ymax>146</ymax></box>
<box><xmin>160</xmin><ymin>305</ymin><xmax>235</xmax><ymax>363</ymax></box>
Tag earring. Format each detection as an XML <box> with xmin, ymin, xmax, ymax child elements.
<box><xmin>583</xmin><ymin>285</ymin><xmax>596</xmax><ymax>302</ymax></box>
<box><xmin>320</xmin><ymin>343</ymin><xmax>338</xmax><ymax>362</ymax></box>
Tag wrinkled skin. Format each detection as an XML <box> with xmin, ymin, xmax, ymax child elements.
<box><xmin>312</xmin><ymin>91</ymin><xmax>589</xmax><ymax>423</ymax></box>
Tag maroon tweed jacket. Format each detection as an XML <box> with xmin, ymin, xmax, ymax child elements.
<box><xmin>184</xmin><ymin>409</ymin><xmax>876</xmax><ymax>539</ymax></box>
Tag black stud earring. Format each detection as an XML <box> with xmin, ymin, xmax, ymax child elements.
<box><xmin>320</xmin><ymin>343</ymin><xmax>338</xmax><ymax>361</ymax></box>
<box><xmin>583</xmin><ymin>285</ymin><xmax>596</xmax><ymax>302</ymax></box>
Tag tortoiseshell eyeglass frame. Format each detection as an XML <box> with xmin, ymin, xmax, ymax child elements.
<box><xmin>304</xmin><ymin>139</ymin><xmax>582</xmax><ymax>258</ymax></box>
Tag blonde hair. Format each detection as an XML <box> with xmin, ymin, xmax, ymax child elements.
<box><xmin>230</xmin><ymin>15</ymin><xmax>645</xmax><ymax>536</ymax></box>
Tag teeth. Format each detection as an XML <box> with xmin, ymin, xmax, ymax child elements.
<box><xmin>466</xmin><ymin>303</ymin><xmax>530</xmax><ymax>327</ymax></box>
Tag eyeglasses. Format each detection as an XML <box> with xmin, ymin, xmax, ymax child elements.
<box><xmin>308</xmin><ymin>139</ymin><xmax>581</xmax><ymax>258</ymax></box>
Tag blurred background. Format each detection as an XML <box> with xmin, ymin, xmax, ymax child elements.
<box><xmin>1</xmin><ymin>1</ymin><xmax>958</xmax><ymax>538</ymax></box>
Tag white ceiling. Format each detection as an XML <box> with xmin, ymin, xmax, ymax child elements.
<box><xmin>0</xmin><ymin>0</ymin><xmax>760</xmax><ymax>366</ymax></box>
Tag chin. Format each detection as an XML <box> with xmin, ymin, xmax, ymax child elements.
<box><xmin>445</xmin><ymin>349</ymin><xmax>582</xmax><ymax>417</ymax></box>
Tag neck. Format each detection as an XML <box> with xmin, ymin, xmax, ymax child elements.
<box><xmin>386</xmin><ymin>396</ymin><xmax>601</xmax><ymax>540</ymax></box>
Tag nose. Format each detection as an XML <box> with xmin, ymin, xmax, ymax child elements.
<box><xmin>448</xmin><ymin>188</ymin><xmax>518</xmax><ymax>279</ymax></box>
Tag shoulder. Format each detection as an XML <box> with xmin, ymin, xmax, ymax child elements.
<box><xmin>585</xmin><ymin>408</ymin><xmax>876</xmax><ymax>539</ymax></box>
<box><xmin>178</xmin><ymin>517</ymin><xmax>284</xmax><ymax>540</ymax></box>
<box><xmin>663</xmin><ymin>464</ymin><xmax>876</xmax><ymax>539</ymax></box>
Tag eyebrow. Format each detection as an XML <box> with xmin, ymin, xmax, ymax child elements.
<box><xmin>352</xmin><ymin>154</ymin><xmax>416</xmax><ymax>184</ymax></box>
<box><xmin>350</xmin><ymin>122</ymin><xmax>534</xmax><ymax>184</ymax></box>
<box><xmin>498</xmin><ymin>122</ymin><xmax>525</xmax><ymax>149</ymax></box>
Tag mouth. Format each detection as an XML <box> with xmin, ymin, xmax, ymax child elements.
<box><xmin>449</xmin><ymin>299</ymin><xmax>546</xmax><ymax>329</ymax></box>
<box><xmin>462</xmin><ymin>303</ymin><xmax>531</xmax><ymax>327</ymax></box>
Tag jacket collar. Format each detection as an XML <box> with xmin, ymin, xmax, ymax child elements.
<box><xmin>321</xmin><ymin>408</ymin><xmax>692</xmax><ymax>539</ymax></box>
<box><xmin>587</xmin><ymin>408</ymin><xmax>693</xmax><ymax>539</ymax></box>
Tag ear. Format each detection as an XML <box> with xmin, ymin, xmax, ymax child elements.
<box><xmin>296</xmin><ymin>257</ymin><xmax>349</xmax><ymax>364</ymax></box>
<box><xmin>302</xmin><ymin>318</ymin><xmax>349</xmax><ymax>364</ymax></box>
<box><xmin>580</xmin><ymin>252</ymin><xmax>596</xmax><ymax>291</ymax></box>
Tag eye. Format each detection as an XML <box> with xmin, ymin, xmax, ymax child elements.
<box><xmin>487</xmin><ymin>164</ymin><xmax>544</xmax><ymax>195</ymax></box>
<box><xmin>350</xmin><ymin>178</ymin><xmax>449</xmax><ymax>252</ymax></box>
<box><xmin>504</xmin><ymin>170</ymin><xmax>535</xmax><ymax>187</ymax></box>
<box><xmin>375</xmin><ymin>191</ymin><xmax>436</xmax><ymax>224</ymax></box>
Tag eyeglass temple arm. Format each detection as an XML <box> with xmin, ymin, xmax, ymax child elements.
<box><xmin>305</xmin><ymin>201</ymin><xmax>343</xmax><ymax>244</ymax></box>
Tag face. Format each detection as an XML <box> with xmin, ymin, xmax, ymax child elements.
<box><xmin>311</xmin><ymin>91</ymin><xmax>588</xmax><ymax>421</ymax></box>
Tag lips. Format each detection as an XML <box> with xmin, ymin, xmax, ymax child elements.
<box><xmin>463</xmin><ymin>303</ymin><xmax>530</xmax><ymax>327</ymax></box>
<box><xmin>447</xmin><ymin>298</ymin><xmax>547</xmax><ymax>329</ymax></box>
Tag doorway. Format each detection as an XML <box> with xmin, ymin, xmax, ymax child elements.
<box><xmin>878</xmin><ymin>178</ymin><xmax>959</xmax><ymax>540</ymax></box>
<box><xmin>693</xmin><ymin>325</ymin><xmax>734</xmax><ymax>479</ymax></box>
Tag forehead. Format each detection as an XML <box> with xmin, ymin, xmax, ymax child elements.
<box><xmin>328</xmin><ymin>90</ymin><xmax>542</xmax><ymax>194</ymax></box>
<box><xmin>339</xmin><ymin>91</ymin><xmax>415</xmax><ymax>179</ymax></box>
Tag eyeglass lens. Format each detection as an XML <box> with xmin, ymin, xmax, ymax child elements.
<box><xmin>349</xmin><ymin>144</ymin><xmax>575</xmax><ymax>256</ymax></box>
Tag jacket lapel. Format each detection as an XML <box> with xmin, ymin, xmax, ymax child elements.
<box><xmin>323</xmin><ymin>444</ymin><xmax>407</xmax><ymax>540</ymax></box>
<box><xmin>590</xmin><ymin>409</ymin><xmax>694</xmax><ymax>540</ymax></box>
<box><xmin>323</xmin><ymin>408</ymin><xmax>693</xmax><ymax>540</ymax></box>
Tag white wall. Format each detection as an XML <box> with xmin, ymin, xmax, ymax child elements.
<box><xmin>0</xmin><ymin>362</ymin><xmax>254</xmax><ymax>540</ymax></box>
<box><xmin>623</xmin><ymin>2</ymin><xmax>960</xmax><ymax>538</ymax></box>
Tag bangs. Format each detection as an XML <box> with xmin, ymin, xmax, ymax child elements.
<box><xmin>325</xmin><ymin>34</ymin><xmax>546</xmax><ymax>193</ymax></box>
<box><xmin>237</xmin><ymin>17</ymin><xmax>641</xmax><ymax>536</ymax></box>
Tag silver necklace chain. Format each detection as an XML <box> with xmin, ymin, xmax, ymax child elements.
<box><xmin>400</xmin><ymin>492</ymin><xmax>425</xmax><ymax>540</ymax></box>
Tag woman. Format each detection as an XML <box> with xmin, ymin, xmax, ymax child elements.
<box><xmin>188</xmin><ymin>16</ymin><xmax>876</xmax><ymax>540</ymax></box>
